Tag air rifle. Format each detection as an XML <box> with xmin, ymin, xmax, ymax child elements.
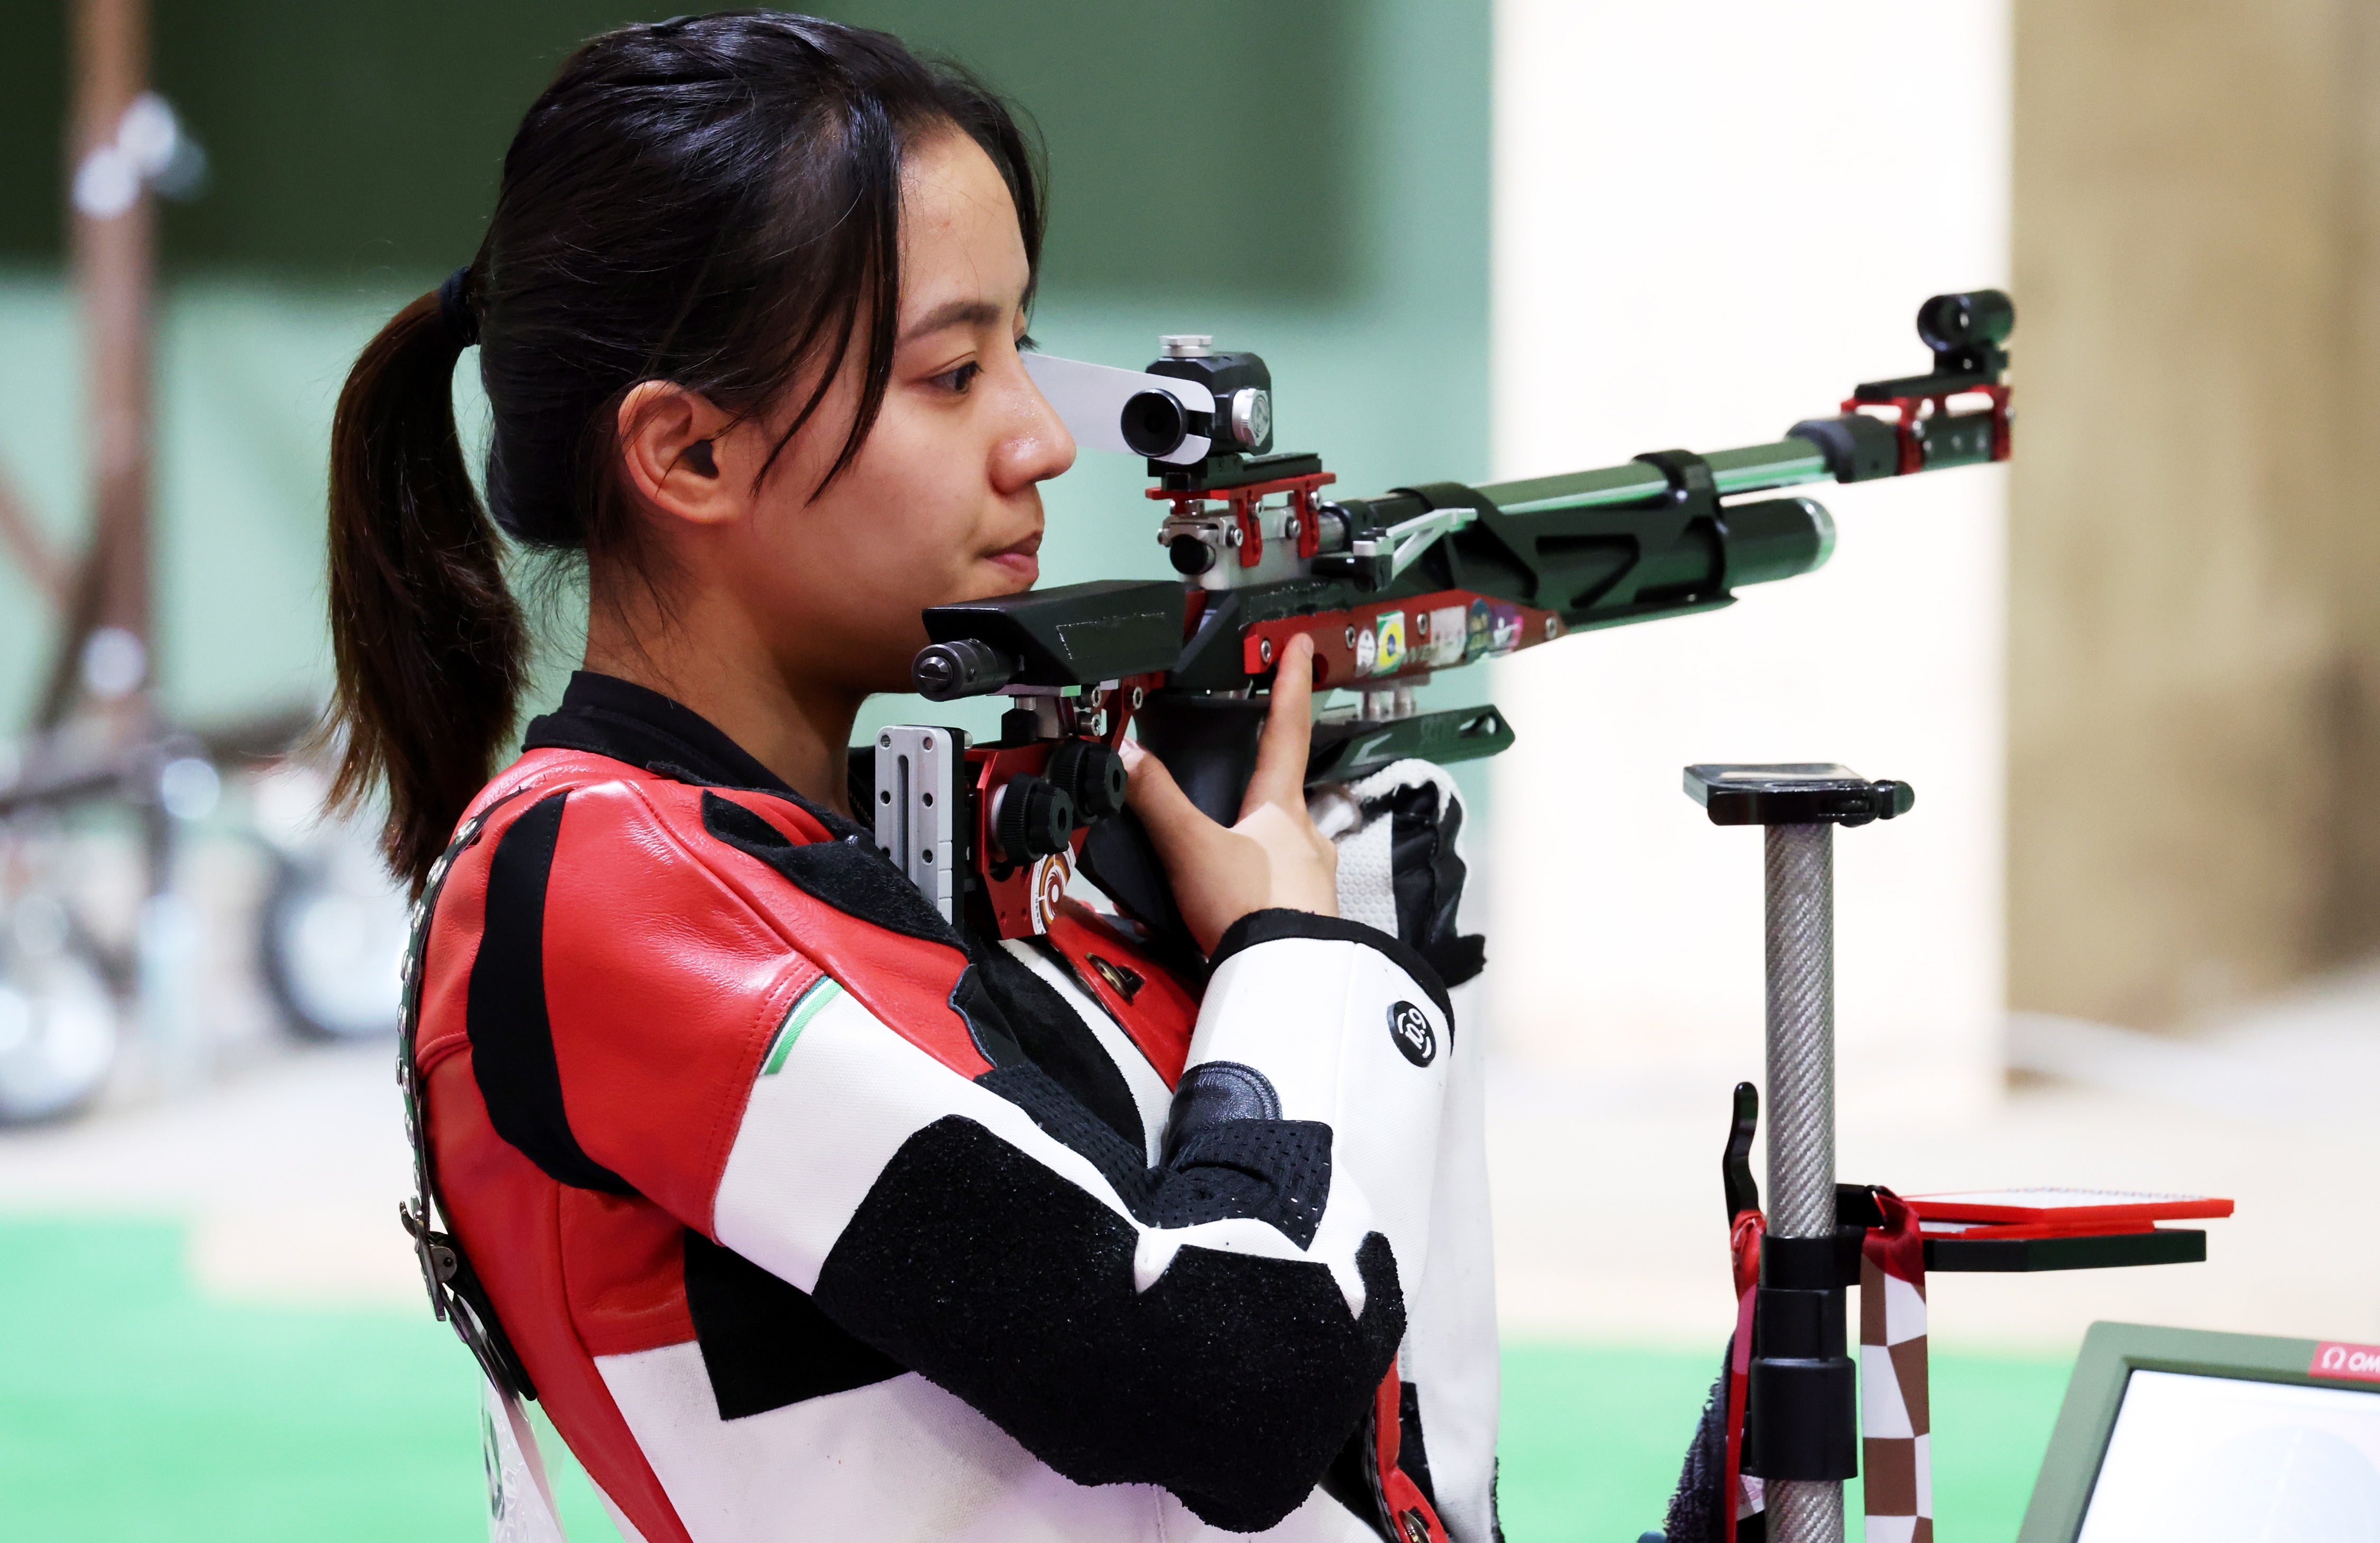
<box><xmin>872</xmin><ymin>290</ymin><xmax>2014</xmax><ymax>943</ymax></box>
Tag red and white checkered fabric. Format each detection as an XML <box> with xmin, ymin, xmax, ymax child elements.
<box><xmin>1860</xmin><ymin>1191</ymin><xmax>1932</xmax><ymax>1543</ymax></box>
<box><xmin>1720</xmin><ymin>1192</ymin><xmax>1934</xmax><ymax>1543</ymax></box>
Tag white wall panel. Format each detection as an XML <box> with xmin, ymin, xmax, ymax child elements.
<box><xmin>1488</xmin><ymin>2</ymin><xmax>2011</xmax><ymax>1117</ymax></box>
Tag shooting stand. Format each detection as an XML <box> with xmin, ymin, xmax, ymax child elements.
<box><xmin>1682</xmin><ymin>764</ymin><xmax>2218</xmax><ymax>1543</ymax></box>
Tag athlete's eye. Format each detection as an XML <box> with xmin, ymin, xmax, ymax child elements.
<box><xmin>934</xmin><ymin>361</ymin><xmax>983</xmax><ymax>395</ymax></box>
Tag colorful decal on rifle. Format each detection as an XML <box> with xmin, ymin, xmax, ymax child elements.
<box><xmin>760</xmin><ymin>977</ymin><xmax>843</xmax><ymax>1077</ymax></box>
<box><xmin>1374</xmin><ymin>611</ymin><xmax>1406</xmax><ymax>676</ymax></box>
<box><xmin>1029</xmin><ymin>851</ymin><xmax>1070</xmax><ymax>935</ymax></box>
<box><xmin>1423</xmin><ymin>605</ymin><xmax>1468</xmax><ymax>668</ymax></box>
<box><xmin>1466</xmin><ymin>599</ymin><xmax>1492</xmax><ymax>660</ymax></box>
<box><xmin>1353</xmin><ymin>624</ymin><xmax>1378</xmax><ymax>675</ymax></box>
<box><xmin>1489</xmin><ymin>604</ymin><xmax>1523</xmax><ymax>654</ymax></box>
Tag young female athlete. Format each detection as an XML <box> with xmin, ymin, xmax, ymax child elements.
<box><xmin>327</xmin><ymin>14</ymin><xmax>1496</xmax><ymax>1541</ymax></box>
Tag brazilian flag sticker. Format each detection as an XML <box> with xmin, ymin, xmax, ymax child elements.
<box><xmin>1374</xmin><ymin>611</ymin><xmax>1406</xmax><ymax>675</ymax></box>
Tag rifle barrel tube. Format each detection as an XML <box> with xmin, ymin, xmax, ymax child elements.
<box><xmin>1479</xmin><ymin>437</ymin><xmax>1832</xmax><ymax>517</ymax></box>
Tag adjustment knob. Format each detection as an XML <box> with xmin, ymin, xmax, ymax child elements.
<box><xmin>1226</xmin><ymin>387</ymin><xmax>1271</xmax><ymax>448</ymax></box>
<box><xmin>913</xmin><ymin>638</ymin><xmax>1017</xmax><ymax>701</ymax></box>
<box><xmin>1168</xmin><ymin>534</ymin><xmax>1216</xmax><ymax>575</ymax></box>
<box><xmin>1045</xmin><ymin>738</ymin><xmax>1129</xmax><ymax>824</ymax></box>
<box><xmin>993</xmin><ymin>773</ymin><xmax>1075</xmax><ymax>861</ymax></box>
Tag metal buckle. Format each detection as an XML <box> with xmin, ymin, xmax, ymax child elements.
<box><xmin>398</xmin><ymin>1199</ymin><xmax>457</xmax><ymax>1319</ymax></box>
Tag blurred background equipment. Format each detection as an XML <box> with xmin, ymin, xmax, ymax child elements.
<box><xmin>250</xmin><ymin>760</ymin><xmax>408</xmax><ymax>1042</ymax></box>
<box><xmin>0</xmin><ymin>0</ymin><xmax>406</xmax><ymax>1126</ymax></box>
<box><xmin>0</xmin><ymin>0</ymin><xmax>200</xmax><ymax>1120</ymax></box>
<box><xmin>1</xmin><ymin>2</ymin><xmax>2377</xmax><ymax>1539</ymax></box>
<box><xmin>0</xmin><ymin>832</ymin><xmax>117</xmax><ymax>1122</ymax></box>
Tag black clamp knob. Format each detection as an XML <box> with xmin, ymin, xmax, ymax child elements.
<box><xmin>993</xmin><ymin>773</ymin><xmax>1074</xmax><ymax>862</ymax></box>
<box><xmin>1789</xmin><ymin>412</ymin><xmax>1902</xmax><ymax>483</ymax></box>
<box><xmin>1632</xmin><ymin>448</ymin><xmax>1719</xmax><ymax>523</ymax></box>
<box><xmin>1745</xmin><ymin>1231</ymin><xmax>1860</xmax><ymax>1481</ymax></box>
<box><xmin>1168</xmin><ymin>534</ymin><xmax>1217</xmax><ymax>575</ymax></box>
<box><xmin>913</xmin><ymin>639</ymin><xmax>1018</xmax><ymax>701</ymax></box>
<box><xmin>1044</xmin><ymin>738</ymin><xmax>1129</xmax><ymax>824</ymax></box>
<box><xmin>1683</xmin><ymin>763</ymin><xmax>1914</xmax><ymax>828</ymax></box>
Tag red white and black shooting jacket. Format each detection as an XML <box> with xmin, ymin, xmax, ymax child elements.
<box><xmin>413</xmin><ymin>673</ymin><xmax>1499</xmax><ymax>1542</ymax></box>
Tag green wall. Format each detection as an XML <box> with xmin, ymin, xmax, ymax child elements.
<box><xmin>0</xmin><ymin>1</ymin><xmax>1489</xmax><ymax>749</ymax></box>
<box><xmin>6</xmin><ymin>3</ymin><xmax>1365</xmax><ymax>299</ymax></box>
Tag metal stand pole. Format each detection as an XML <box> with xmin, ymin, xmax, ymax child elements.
<box><xmin>1764</xmin><ymin>823</ymin><xmax>1835</xmax><ymax>1240</ymax></box>
<box><xmin>1687</xmin><ymin>764</ymin><xmax>1912</xmax><ymax>1543</ymax></box>
<box><xmin>1765</xmin><ymin>820</ymin><xmax>1839</xmax><ymax>1542</ymax></box>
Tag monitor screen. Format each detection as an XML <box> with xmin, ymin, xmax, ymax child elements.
<box><xmin>2077</xmin><ymin>1367</ymin><xmax>2380</xmax><ymax>1540</ymax></box>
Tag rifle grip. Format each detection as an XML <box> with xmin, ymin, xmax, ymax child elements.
<box><xmin>1130</xmin><ymin>693</ymin><xmax>1270</xmax><ymax>826</ymax></box>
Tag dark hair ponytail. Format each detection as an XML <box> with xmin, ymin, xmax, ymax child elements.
<box><xmin>327</xmin><ymin>281</ymin><xmax>528</xmax><ymax>892</ymax></box>
<box><xmin>324</xmin><ymin>13</ymin><xmax>1042</xmax><ymax>891</ymax></box>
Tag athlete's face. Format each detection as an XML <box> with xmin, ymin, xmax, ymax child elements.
<box><xmin>725</xmin><ymin>128</ymin><xmax>1073</xmax><ymax>694</ymax></box>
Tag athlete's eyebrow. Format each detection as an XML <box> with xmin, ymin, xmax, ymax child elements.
<box><xmin>899</xmin><ymin>298</ymin><xmax>1004</xmax><ymax>345</ymax></box>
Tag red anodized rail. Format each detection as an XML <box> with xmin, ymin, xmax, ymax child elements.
<box><xmin>1146</xmin><ymin>470</ymin><xmax>1337</xmax><ymax>567</ymax></box>
<box><xmin>1845</xmin><ymin>380</ymin><xmax>2012</xmax><ymax>476</ymax></box>
<box><xmin>1238</xmin><ymin>588</ymin><xmax>1566</xmax><ymax>690</ymax></box>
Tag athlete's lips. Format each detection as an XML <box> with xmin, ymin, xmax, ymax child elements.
<box><xmin>985</xmin><ymin>531</ymin><xmax>1041</xmax><ymax>586</ymax></box>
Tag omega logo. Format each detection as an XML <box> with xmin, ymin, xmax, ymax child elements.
<box><xmin>2311</xmin><ymin>1342</ymin><xmax>2380</xmax><ymax>1382</ymax></box>
<box><xmin>2304</xmin><ymin>1343</ymin><xmax>2380</xmax><ymax>1381</ymax></box>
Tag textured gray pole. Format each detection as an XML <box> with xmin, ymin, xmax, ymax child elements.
<box><xmin>1763</xmin><ymin>822</ymin><xmax>1841</xmax><ymax>1543</ymax></box>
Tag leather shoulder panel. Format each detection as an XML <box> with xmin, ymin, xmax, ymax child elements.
<box><xmin>426</xmin><ymin>1050</ymin><xmax>694</xmax><ymax>1543</ymax></box>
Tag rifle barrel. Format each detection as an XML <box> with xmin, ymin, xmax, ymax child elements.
<box><xmin>1478</xmin><ymin>436</ymin><xmax>1830</xmax><ymax>516</ymax></box>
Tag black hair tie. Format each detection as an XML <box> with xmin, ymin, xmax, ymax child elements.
<box><xmin>436</xmin><ymin>265</ymin><xmax>479</xmax><ymax>347</ymax></box>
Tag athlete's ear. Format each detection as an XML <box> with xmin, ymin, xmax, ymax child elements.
<box><xmin>618</xmin><ymin>380</ymin><xmax>739</xmax><ymax>528</ymax></box>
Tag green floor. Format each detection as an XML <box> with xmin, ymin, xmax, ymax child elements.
<box><xmin>0</xmin><ymin>1219</ymin><xmax>2070</xmax><ymax>1539</ymax></box>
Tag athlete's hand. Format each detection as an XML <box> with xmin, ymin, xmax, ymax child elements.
<box><xmin>1120</xmin><ymin>633</ymin><xmax>1338</xmax><ymax>955</ymax></box>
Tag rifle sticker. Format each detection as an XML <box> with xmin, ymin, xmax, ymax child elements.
<box><xmin>1490</xmin><ymin>604</ymin><xmax>1523</xmax><ymax>654</ymax></box>
<box><xmin>1030</xmin><ymin>851</ymin><xmax>1070</xmax><ymax>934</ymax></box>
<box><xmin>1424</xmin><ymin>606</ymin><xmax>1467</xmax><ymax>668</ymax></box>
<box><xmin>1374</xmin><ymin>611</ymin><xmax>1406</xmax><ymax>675</ymax></box>
<box><xmin>1467</xmin><ymin>600</ymin><xmax>1491</xmax><ymax>659</ymax></box>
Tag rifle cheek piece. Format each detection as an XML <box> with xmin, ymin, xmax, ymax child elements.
<box><xmin>919</xmin><ymin>581</ymin><xmax>1186</xmax><ymax>694</ymax></box>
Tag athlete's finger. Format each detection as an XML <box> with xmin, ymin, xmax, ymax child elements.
<box><xmin>1120</xmin><ymin>737</ymin><xmax>1218</xmax><ymax>869</ymax></box>
<box><xmin>1242</xmin><ymin>633</ymin><xmax>1316</xmax><ymax>819</ymax></box>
